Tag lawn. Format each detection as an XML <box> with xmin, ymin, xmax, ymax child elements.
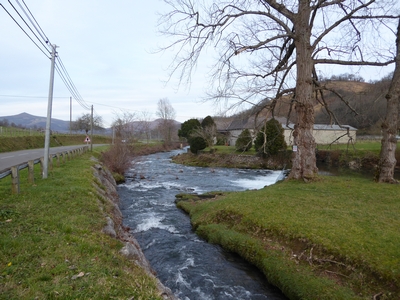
<box><xmin>209</xmin><ymin>140</ymin><xmax>383</xmax><ymax>154</ymax></box>
<box><xmin>177</xmin><ymin>174</ymin><xmax>400</xmax><ymax>299</ymax></box>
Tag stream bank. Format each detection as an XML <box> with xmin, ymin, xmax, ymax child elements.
<box><xmin>91</xmin><ymin>157</ymin><xmax>177</xmax><ymax>300</ymax></box>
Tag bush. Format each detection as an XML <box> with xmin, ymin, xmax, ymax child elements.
<box><xmin>189</xmin><ymin>136</ymin><xmax>207</xmax><ymax>154</ymax></box>
<box><xmin>100</xmin><ymin>142</ymin><xmax>133</xmax><ymax>175</ymax></box>
<box><xmin>235</xmin><ymin>129</ymin><xmax>253</xmax><ymax>151</ymax></box>
<box><xmin>178</xmin><ymin>118</ymin><xmax>201</xmax><ymax>139</ymax></box>
<box><xmin>254</xmin><ymin>118</ymin><xmax>286</xmax><ymax>156</ymax></box>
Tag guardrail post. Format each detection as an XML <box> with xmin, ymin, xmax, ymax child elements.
<box><xmin>40</xmin><ymin>157</ymin><xmax>44</xmax><ymax>175</ymax></box>
<box><xmin>63</xmin><ymin>152</ymin><xmax>66</xmax><ymax>164</ymax></box>
<box><xmin>11</xmin><ymin>166</ymin><xmax>20</xmax><ymax>194</ymax></box>
<box><xmin>49</xmin><ymin>155</ymin><xmax>53</xmax><ymax>171</ymax></box>
<box><xmin>28</xmin><ymin>160</ymin><xmax>34</xmax><ymax>184</ymax></box>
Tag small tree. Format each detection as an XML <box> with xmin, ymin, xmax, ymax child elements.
<box><xmin>178</xmin><ymin>118</ymin><xmax>201</xmax><ymax>140</ymax></box>
<box><xmin>112</xmin><ymin>111</ymin><xmax>136</xmax><ymax>144</ymax></box>
<box><xmin>188</xmin><ymin>136</ymin><xmax>207</xmax><ymax>154</ymax></box>
<box><xmin>70</xmin><ymin>113</ymin><xmax>103</xmax><ymax>134</ymax></box>
<box><xmin>235</xmin><ymin>129</ymin><xmax>252</xmax><ymax>152</ymax></box>
<box><xmin>201</xmin><ymin>116</ymin><xmax>216</xmax><ymax>129</ymax></box>
<box><xmin>156</xmin><ymin>98</ymin><xmax>177</xmax><ymax>146</ymax></box>
<box><xmin>190</xmin><ymin>124</ymin><xmax>217</xmax><ymax>151</ymax></box>
<box><xmin>255</xmin><ymin>119</ymin><xmax>286</xmax><ymax>157</ymax></box>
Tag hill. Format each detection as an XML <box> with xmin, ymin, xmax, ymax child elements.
<box><xmin>0</xmin><ymin>112</ymin><xmax>70</xmax><ymax>133</ymax></box>
<box><xmin>229</xmin><ymin>79</ymin><xmax>390</xmax><ymax>134</ymax></box>
<box><xmin>0</xmin><ymin>113</ymin><xmax>182</xmax><ymax>135</ymax></box>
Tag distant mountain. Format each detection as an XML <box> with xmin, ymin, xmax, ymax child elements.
<box><xmin>0</xmin><ymin>113</ymin><xmax>182</xmax><ymax>134</ymax></box>
<box><xmin>0</xmin><ymin>112</ymin><xmax>70</xmax><ymax>133</ymax></box>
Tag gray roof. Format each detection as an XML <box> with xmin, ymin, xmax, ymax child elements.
<box><xmin>226</xmin><ymin>116</ymin><xmax>266</xmax><ymax>131</ymax></box>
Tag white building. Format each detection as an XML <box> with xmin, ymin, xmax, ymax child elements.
<box><xmin>222</xmin><ymin>117</ymin><xmax>357</xmax><ymax>146</ymax></box>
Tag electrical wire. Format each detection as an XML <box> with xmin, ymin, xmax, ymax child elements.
<box><xmin>7</xmin><ymin>0</ymin><xmax>50</xmax><ymax>53</ymax></box>
<box><xmin>19</xmin><ymin>0</ymin><xmax>51</xmax><ymax>47</ymax></box>
<box><xmin>2</xmin><ymin>0</ymin><xmax>91</xmax><ymax>112</ymax></box>
<box><xmin>0</xmin><ymin>3</ymin><xmax>50</xmax><ymax>58</ymax></box>
<box><xmin>55</xmin><ymin>56</ymin><xmax>91</xmax><ymax>110</ymax></box>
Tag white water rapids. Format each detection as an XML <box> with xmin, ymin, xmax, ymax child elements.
<box><xmin>118</xmin><ymin>149</ymin><xmax>288</xmax><ymax>300</ymax></box>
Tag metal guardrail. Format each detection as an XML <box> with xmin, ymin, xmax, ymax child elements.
<box><xmin>0</xmin><ymin>146</ymin><xmax>88</xmax><ymax>194</ymax></box>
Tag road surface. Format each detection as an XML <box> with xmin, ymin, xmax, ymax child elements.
<box><xmin>0</xmin><ymin>145</ymin><xmax>94</xmax><ymax>173</ymax></box>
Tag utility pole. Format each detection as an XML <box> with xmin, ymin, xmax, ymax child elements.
<box><xmin>69</xmin><ymin>96</ymin><xmax>72</xmax><ymax>134</ymax></box>
<box><xmin>90</xmin><ymin>105</ymin><xmax>93</xmax><ymax>152</ymax></box>
<box><xmin>43</xmin><ymin>44</ymin><xmax>57</xmax><ymax>179</ymax></box>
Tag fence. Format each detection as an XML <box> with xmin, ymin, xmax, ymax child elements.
<box><xmin>0</xmin><ymin>146</ymin><xmax>88</xmax><ymax>194</ymax></box>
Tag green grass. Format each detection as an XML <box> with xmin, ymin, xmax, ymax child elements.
<box><xmin>0</xmin><ymin>127</ymin><xmax>44</xmax><ymax>137</ymax></box>
<box><xmin>0</xmin><ymin>134</ymin><xmax>111</xmax><ymax>153</ymax></box>
<box><xmin>177</xmin><ymin>175</ymin><xmax>400</xmax><ymax>299</ymax></box>
<box><xmin>316</xmin><ymin>140</ymin><xmax>382</xmax><ymax>153</ymax></box>
<box><xmin>0</xmin><ymin>148</ymin><xmax>163</xmax><ymax>299</ymax></box>
<box><xmin>210</xmin><ymin>140</ymin><xmax>383</xmax><ymax>155</ymax></box>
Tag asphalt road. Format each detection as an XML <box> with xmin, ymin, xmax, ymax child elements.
<box><xmin>0</xmin><ymin>145</ymin><xmax>92</xmax><ymax>173</ymax></box>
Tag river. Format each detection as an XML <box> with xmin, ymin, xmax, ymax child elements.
<box><xmin>117</xmin><ymin>148</ymin><xmax>287</xmax><ymax>300</ymax></box>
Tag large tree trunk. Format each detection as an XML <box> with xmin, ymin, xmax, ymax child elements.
<box><xmin>289</xmin><ymin>2</ymin><xmax>318</xmax><ymax>180</ymax></box>
<box><xmin>377</xmin><ymin>20</ymin><xmax>400</xmax><ymax>183</ymax></box>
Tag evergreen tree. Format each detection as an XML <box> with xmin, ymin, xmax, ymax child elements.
<box><xmin>254</xmin><ymin>119</ymin><xmax>286</xmax><ymax>156</ymax></box>
<box><xmin>188</xmin><ymin>136</ymin><xmax>207</xmax><ymax>153</ymax></box>
<box><xmin>235</xmin><ymin>129</ymin><xmax>253</xmax><ymax>152</ymax></box>
<box><xmin>178</xmin><ymin>118</ymin><xmax>201</xmax><ymax>139</ymax></box>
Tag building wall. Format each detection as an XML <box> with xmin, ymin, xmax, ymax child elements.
<box><xmin>228</xmin><ymin>129</ymin><xmax>242</xmax><ymax>146</ymax></box>
<box><xmin>283</xmin><ymin>128</ymin><xmax>357</xmax><ymax>145</ymax></box>
<box><xmin>313</xmin><ymin>129</ymin><xmax>357</xmax><ymax>144</ymax></box>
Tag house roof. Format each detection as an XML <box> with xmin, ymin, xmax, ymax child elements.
<box><xmin>226</xmin><ymin>116</ymin><xmax>266</xmax><ymax>131</ymax></box>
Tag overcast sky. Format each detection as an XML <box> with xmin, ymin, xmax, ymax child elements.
<box><xmin>0</xmin><ymin>1</ymin><xmax>395</xmax><ymax>128</ymax></box>
<box><xmin>0</xmin><ymin>0</ymin><xmax>220</xmax><ymax>127</ymax></box>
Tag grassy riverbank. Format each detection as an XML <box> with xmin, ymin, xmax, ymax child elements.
<box><xmin>0</xmin><ymin>147</ymin><xmax>164</xmax><ymax>299</ymax></box>
<box><xmin>176</xmin><ymin>173</ymin><xmax>400</xmax><ymax>299</ymax></box>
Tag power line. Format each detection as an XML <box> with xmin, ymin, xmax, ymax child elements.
<box><xmin>0</xmin><ymin>3</ymin><xmax>50</xmax><ymax>58</ymax></box>
<box><xmin>1</xmin><ymin>1</ymin><xmax>91</xmax><ymax>112</ymax></box>
<box><xmin>7</xmin><ymin>0</ymin><xmax>51</xmax><ymax>52</ymax></box>
<box><xmin>19</xmin><ymin>0</ymin><xmax>51</xmax><ymax>47</ymax></box>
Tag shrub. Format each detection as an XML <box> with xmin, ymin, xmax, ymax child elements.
<box><xmin>100</xmin><ymin>142</ymin><xmax>133</xmax><ymax>175</ymax></box>
<box><xmin>178</xmin><ymin>118</ymin><xmax>201</xmax><ymax>139</ymax></box>
<box><xmin>188</xmin><ymin>136</ymin><xmax>207</xmax><ymax>154</ymax></box>
<box><xmin>235</xmin><ymin>129</ymin><xmax>253</xmax><ymax>151</ymax></box>
<box><xmin>201</xmin><ymin>115</ymin><xmax>216</xmax><ymax>129</ymax></box>
<box><xmin>254</xmin><ymin>118</ymin><xmax>287</xmax><ymax>156</ymax></box>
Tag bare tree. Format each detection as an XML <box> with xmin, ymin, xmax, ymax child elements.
<box><xmin>112</xmin><ymin>111</ymin><xmax>137</xmax><ymax>143</ymax></box>
<box><xmin>190</xmin><ymin>124</ymin><xmax>217</xmax><ymax>151</ymax></box>
<box><xmin>156</xmin><ymin>98</ymin><xmax>177</xmax><ymax>146</ymax></box>
<box><xmin>160</xmin><ymin>0</ymin><xmax>399</xmax><ymax>180</ymax></box>
<box><xmin>70</xmin><ymin>113</ymin><xmax>103</xmax><ymax>134</ymax></box>
<box><xmin>377</xmin><ymin>20</ymin><xmax>400</xmax><ymax>183</ymax></box>
<box><xmin>137</xmin><ymin>111</ymin><xmax>153</xmax><ymax>144</ymax></box>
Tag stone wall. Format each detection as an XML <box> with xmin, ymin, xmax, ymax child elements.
<box><xmin>91</xmin><ymin>157</ymin><xmax>177</xmax><ymax>300</ymax></box>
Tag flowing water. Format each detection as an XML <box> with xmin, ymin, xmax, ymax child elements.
<box><xmin>118</xmin><ymin>149</ymin><xmax>287</xmax><ymax>300</ymax></box>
